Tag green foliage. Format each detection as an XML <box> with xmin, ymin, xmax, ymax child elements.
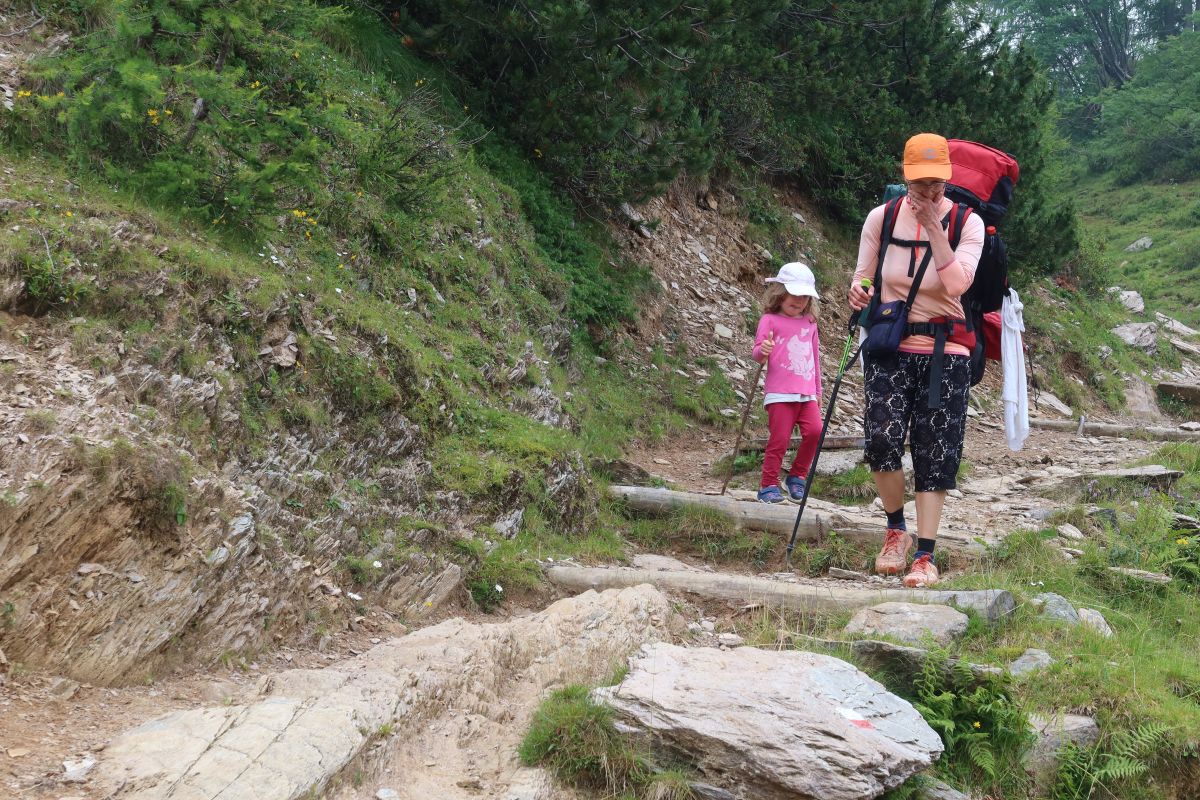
<box><xmin>813</xmin><ymin>465</ymin><xmax>877</xmax><ymax>503</ymax></box>
<box><xmin>395</xmin><ymin>0</ymin><xmax>1074</xmax><ymax>273</ymax></box>
<box><xmin>475</xmin><ymin>139</ymin><xmax>649</xmax><ymax>329</ymax></box>
<box><xmin>6</xmin><ymin>1</ymin><xmax>458</xmax><ymax>242</ymax></box>
<box><xmin>1050</xmin><ymin>722</ymin><xmax>1171</xmax><ymax>799</ymax></box>
<box><xmin>1086</xmin><ymin>29</ymin><xmax>1200</xmax><ymax>184</ymax></box>
<box><xmin>398</xmin><ymin>0</ymin><xmax>775</xmax><ymax>203</ymax></box>
<box><xmin>911</xmin><ymin>647</ymin><xmax>1033</xmax><ymax>790</ymax></box>
<box><xmin>453</xmin><ymin>536</ymin><xmax>543</xmax><ymax>613</ymax></box>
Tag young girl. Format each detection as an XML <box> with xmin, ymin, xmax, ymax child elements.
<box><xmin>752</xmin><ymin>262</ymin><xmax>823</xmax><ymax>503</ymax></box>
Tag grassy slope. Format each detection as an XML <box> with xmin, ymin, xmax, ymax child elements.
<box><xmin>1073</xmin><ymin>168</ymin><xmax>1200</xmax><ymax>327</ymax></box>
<box><xmin>0</xmin><ymin>13</ymin><xmax>740</xmax><ymax>608</ymax></box>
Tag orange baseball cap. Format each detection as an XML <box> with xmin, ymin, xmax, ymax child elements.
<box><xmin>903</xmin><ymin>133</ymin><xmax>952</xmax><ymax>181</ymax></box>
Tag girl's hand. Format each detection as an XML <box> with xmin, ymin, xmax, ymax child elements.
<box><xmin>759</xmin><ymin>332</ymin><xmax>775</xmax><ymax>360</ymax></box>
<box><xmin>848</xmin><ymin>282</ymin><xmax>874</xmax><ymax>311</ymax></box>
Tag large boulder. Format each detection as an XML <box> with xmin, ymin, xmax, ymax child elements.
<box><xmin>1124</xmin><ymin>236</ymin><xmax>1153</xmax><ymax>252</ymax></box>
<box><xmin>844</xmin><ymin>602</ymin><xmax>969</xmax><ymax>647</ymax></box>
<box><xmin>1032</xmin><ymin>593</ymin><xmax>1081</xmax><ymax>625</ymax></box>
<box><xmin>1111</xmin><ymin>322</ymin><xmax>1158</xmax><ymax>352</ymax></box>
<box><xmin>1115</xmin><ymin>289</ymin><xmax>1145</xmax><ymax>314</ymax></box>
<box><xmin>597</xmin><ymin>643</ymin><xmax>943</xmax><ymax>800</ymax></box>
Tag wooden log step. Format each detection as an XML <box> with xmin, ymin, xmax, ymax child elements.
<box><xmin>741</xmin><ymin>434</ymin><xmax>864</xmax><ymax>453</ymax></box>
<box><xmin>1029</xmin><ymin>418</ymin><xmax>1200</xmax><ymax>442</ymax></box>
<box><xmin>545</xmin><ymin>565</ymin><xmax>1014</xmax><ymax>622</ymax></box>
<box><xmin>607</xmin><ymin>485</ymin><xmax>984</xmax><ymax>556</ymax></box>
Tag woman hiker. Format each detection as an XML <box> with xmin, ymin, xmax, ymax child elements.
<box><xmin>848</xmin><ymin>133</ymin><xmax>984</xmax><ymax>588</ymax></box>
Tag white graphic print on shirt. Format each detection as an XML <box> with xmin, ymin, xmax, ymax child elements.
<box><xmin>784</xmin><ymin>331</ymin><xmax>815</xmax><ymax>380</ymax></box>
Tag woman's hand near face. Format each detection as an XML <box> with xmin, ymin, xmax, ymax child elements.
<box><xmin>907</xmin><ymin>194</ymin><xmax>941</xmax><ymax>229</ymax></box>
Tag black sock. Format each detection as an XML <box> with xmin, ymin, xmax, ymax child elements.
<box><xmin>916</xmin><ymin>538</ymin><xmax>936</xmax><ymax>557</ymax></box>
<box><xmin>885</xmin><ymin>508</ymin><xmax>906</xmax><ymax>531</ymax></box>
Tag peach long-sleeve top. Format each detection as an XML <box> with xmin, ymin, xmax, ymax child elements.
<box><xmin>853</xmin><ymin>197</ymin><xmax>985</xmax><ymax>356</ymax></box>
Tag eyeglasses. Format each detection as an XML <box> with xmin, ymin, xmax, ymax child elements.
<box><xmin>906</xmin><ymin>180</ymin><xmax>946</xmax><ymax>194</ymax></box>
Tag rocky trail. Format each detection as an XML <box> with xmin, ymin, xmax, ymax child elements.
<box><xmin>5</xmin><ymin>117</ymin><xmax>1200</xmax><ymax>799</ymax></box>
<box><xmin>3</xmin><ymin>406</ymin><xmax>1189</xmax><ymax>800</ymax></box>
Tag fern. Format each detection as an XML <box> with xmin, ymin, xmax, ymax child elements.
<box><xmin>908</xmin><ymin>644</ymin><xmax>1032</xmax><ymax>792</ymax></box>
<box><xmin>965</xmin><ymin>735</ymin><xmax>997</xmax><ymax>778</ymax></box>
<box><xmin>1050</xmin><ymin>722</ymin><xmax>1172</xmax><ymax>799</ymax></box>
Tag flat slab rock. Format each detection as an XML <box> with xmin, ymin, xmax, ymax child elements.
<box><xmin>596</xmin><ymin>643</ymin><xmax>943</xmax><ymax>800</ymax></box>
<box><xmin>93</xmin><ymin>586</ymin><xmax>671</xmax><ymax>800</ymax></box>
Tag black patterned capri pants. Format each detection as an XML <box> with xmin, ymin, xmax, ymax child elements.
<box><xmin>863</xmin><ymin>351</ymin><xmax>970</xmax><ymax>492</ymax></box>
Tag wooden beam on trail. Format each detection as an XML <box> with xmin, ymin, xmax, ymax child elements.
<box><xmin>607</xmin><ymin>485</ymin><xmax>984</xmax><ymax>556</ymax></box>
<box><xmin>1158</xmin><ymin>382</ymin><xmax>1200</xmax><ymax>406</ymax></box>
<box><xmin>1029</xmin><ymin>417</ymin><xmax>1200</xmax><ymax>442</ymax></box>
<box><xmin>545</xmin><ymin>565</ymin><xmax>1013</xmax><ymax>622</ymax></box>
<box><xmin>741</xmin><ymin>434</ymin><xmax>864</xmax><ymax>453</ymax></box>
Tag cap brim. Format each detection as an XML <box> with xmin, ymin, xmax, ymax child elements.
<box><xmin>784</xmin><ymin>282</ymin><xmax>819</xmax><ymax>299</ymax></box>
<box><xmin>903</xmin><ymin>163</ymin><xmax>953</xmax><ymax>181</ymax></box>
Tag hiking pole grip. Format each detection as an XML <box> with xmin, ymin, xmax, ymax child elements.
<box><xmin>719</xmin><ymin>359</ymin><xmax>765</xmax><ymax>496</ymax></box>
<box><xmin>856</xmin><ymin>278</ymin><xmax>874</xmax><ymax>328</ymax></box>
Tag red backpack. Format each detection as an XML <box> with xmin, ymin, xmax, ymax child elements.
<box><xmin>947</xmin><ymin>139</ymin><xmax>1019</xmax><ymax>381</ymax></box>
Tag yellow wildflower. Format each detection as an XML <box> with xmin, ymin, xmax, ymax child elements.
<box><xmin>293</xmin><ymin>51</ymin><xmax>300</xmax><ymax>60</ymax></box>
<box><xmin>65</xmin><ymin>211</ymin><xmax>73</xmax><ymax>217</ymax></box>
<box><xmin>56</xmin><ymin>91</ymin><xmax>65</xmax><ymax>98</ymax></box>
<box><xmin>973</xmin><ymin>721</ymin><xmax>981</xmax><ymax>729</ymax></box>
<box><xmin>1177</xmin><ymin>537</ymin><xmax>1189</xmax><ymax>546</ymax></box>
<box><xmin>164</xmin><ymin>109</ymin><xmax>172</xmax><ymax>116</ymax></box>
<box><xmin>307</xmin><ymin>217</ymin><xmax>317</xmax><ymax>226</ymax></box>
<box><xmin>305</xmin><ymin>231</ymin><xmax>312</xmax><ymax>239</ymax></box>
<box><xmin>147</xmin><ymin>109</ymin><xmax>157</xmax><ymax>116</ymax></box>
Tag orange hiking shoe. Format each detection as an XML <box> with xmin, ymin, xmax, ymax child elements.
<box><xmin>874</xmin><ymin>528</ymin><xmax>912</xmax><ymax>575</ymax></box>
<box><xmin>904</xmin><ymin>553</ymin><xmax>940</xmax><ymax>588</ymax></box>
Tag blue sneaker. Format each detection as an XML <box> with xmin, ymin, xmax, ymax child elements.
<box><xmin>757</xmin><ymin>486</ymin><xmax>785</xmax><ymax>504</ymax></box>
<box><xmin>784</xmin><ymin>475</ymin><xmax>806</xmax><ymax>501</ymax></box>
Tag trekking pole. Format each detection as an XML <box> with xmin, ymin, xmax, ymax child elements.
<box><xmin>784</xmin><ymin>280</ymin><xmax>872</xmax><ymax>568</ymax></box>
<box><xmin>720</xmin><ymin>344</ymin><xmax>768</xmax><ymax>496</ymax></box>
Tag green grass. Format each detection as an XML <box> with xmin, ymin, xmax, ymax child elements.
<box><xmin>623</xmin><ymin>504</ymin><xmax>776</xmax><ymax>568</ymax></box>
<box><xmin>518</xmin><ymin>685</ymin><xmax>651</xmax><ymax>794</ymax></box>
<box><xmin>1072</xmin><ymin>169</ymin><xmax>1200</xmax><ymax>328</ymax></box>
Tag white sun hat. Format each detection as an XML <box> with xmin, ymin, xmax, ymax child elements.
<box><xmin>765</xmin><ymin>262</ymin><xmax>819</xmax><ymax>299</ymax></box>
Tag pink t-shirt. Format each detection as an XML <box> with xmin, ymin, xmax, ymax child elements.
<box><xmin>853</xmin><ymin>198</ymin><xmax>985</xmax><ymax>356</ymax></box>
<box><xmin>753</xmin><ymin>313</ymin><xmax>823</xmax><ymax>397</ymax></box>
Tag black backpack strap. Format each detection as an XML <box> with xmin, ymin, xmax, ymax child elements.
<box><xmin>871</xmin><ymin>197</ymin><xmax>904</xmax><ymax>295</ymax></box>
<box><xmin>947</xmin><ymin>202</ymin><xmax>971</xmax><ymax>251</ymax></box>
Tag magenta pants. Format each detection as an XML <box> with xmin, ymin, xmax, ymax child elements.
<box><xmin>762</xmin><ymin>401</ymin><xmax>822</xmax><ymax>488</ymax></box>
